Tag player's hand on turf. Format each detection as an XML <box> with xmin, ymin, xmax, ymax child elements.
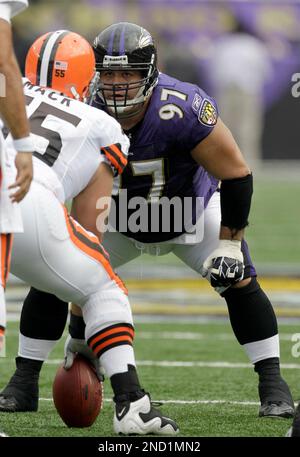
<box><xmin>64</xmin><ymin>335</ymin><xmax>104</xmax><ymax>381</ymax></box>
<box><xmin>201</xmin><ymin>240</ymin><xmax>244</xmax><ymax>288</ymax></box>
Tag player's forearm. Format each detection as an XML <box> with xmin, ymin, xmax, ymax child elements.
<box><xmin>219</xmin><ymin>225</ymin><xmax>244</xmax><ymax>241</ymax></box>
<box><xmin>0</xmin><ymin>54</ymin><xmax>30</xmax><ymax>138</ymax></box>
<box><xmin>0</xmin><ymin>20</ymin><xmax>30</xmax><ymax>139</ymax></box>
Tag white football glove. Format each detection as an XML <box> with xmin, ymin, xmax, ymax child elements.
<box><xmin>201</xmin><ymin>240</ymin><xmax>244</xmax><ymax>289</ymax></box>
<box><xmin>64</xmin><ymin>335</ymin><xmax>105</xmax><ymax>381</ymax></box>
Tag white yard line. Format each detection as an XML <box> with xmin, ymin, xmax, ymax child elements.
<box><xmin>138</xmin><ymin>331</ymin><xmax>300</xmax><ymax>341</ymax></box>
<box><xmin>40</xmin><ymin>397</ymin><xmax>260</xmax><ymax>406</ymax></box>
<box><xmin>35</xmin><ymin>359</ymin><xmax>300</xmax><ymax>369</ymax></box>
<box><xmin>5</xmin><ymin>329</ymin><xmax>299</xmax><ymax>342</ymax></box>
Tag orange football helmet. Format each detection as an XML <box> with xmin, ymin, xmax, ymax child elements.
<box><xmin>25</xmin><ymin>30</ymin><xmax>96</xmax><ymax>102</ymax></box>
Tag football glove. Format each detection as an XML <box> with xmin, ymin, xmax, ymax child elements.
<box><xmin>201</xmin><ymin>240</ymin><xmax>244</xmax><ymax>288</ymax></box>
<box><xmin>64</xmin><ymin>335</ymin><xmax>104</xmax><ymax>381</ymax></box>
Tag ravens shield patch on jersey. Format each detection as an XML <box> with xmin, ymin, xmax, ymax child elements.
<box><xmin>199</xmin><ymin>99</ymin><xmax>217</xmax><ymax>126</ymax></box>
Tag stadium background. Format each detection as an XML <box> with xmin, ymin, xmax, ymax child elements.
<box><xmin>2</xmin><ymin>0</ymin><xmax>300</xmax><ymax>437</ymax></box>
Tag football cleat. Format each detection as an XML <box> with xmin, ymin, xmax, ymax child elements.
<box><xmin>0</xmin><ymin>392</ymin><xmax>38</xmax><ymax>412</ymax></box>
<box><xmin>113</xmin><ymin>393</ymin><xmax>179</xmax><ymax>435</ymax></box>
<box><xmin>0</xmin><ymin>389</ymin><xmax>38</xmax><ymax>412</ymax></box>
<box><xmin>0</xmin><ymin>360</ymin><xmax>39</xmax><ymax>412</ymax></box>
<box><xmin>258</xmin><ymin>375</ymin><xmax>294</xmax><ymax>418</ymax></box>
<box><xmin>0</xmin><ymin>429</ymin><xmax>8</xmax><ymax>437</ymax></box>
<box><xmin>259</xmin><ymin>402</ymin><xmax>295</xmax><ymax>418</ymax></box>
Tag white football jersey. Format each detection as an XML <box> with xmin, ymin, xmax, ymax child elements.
<box><xmin>4</xmin><ymin>78</ymin><xmax>129</xmax><ymax>203</ymax></box>
<box><xmin>0</xmin><ymin>0</ymin><xmax>28</xmax><ymax>20</ymax></box>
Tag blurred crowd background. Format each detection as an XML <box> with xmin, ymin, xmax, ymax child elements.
<box><xmin>12</xmin><ymin>0</ymin><xmax>300</xmax><ymax>169</ymax></box>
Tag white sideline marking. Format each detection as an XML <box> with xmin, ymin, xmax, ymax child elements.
<box><xmin>138</xmin><ymin>332</ymin><xmax>300</xmax><ymax>342</ymax></box>
<box><xmin>40</xmin><ymin>397</ymin><xmax>260</xmax><ymax>406</ymax></box>
<box><xmin>40</xmin><ymin>359</ymin><xmax>300</xmax><ymax>369</ymax></box>
<box><xmin>5</xmin><ymin>329</ymin><xmax>298</xmax><ymax>342</ymax></box>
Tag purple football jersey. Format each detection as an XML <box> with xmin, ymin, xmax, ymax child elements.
<box><xmin>95</xmin><ymin>73</ymin><xmax>219</xmax><ymax>243</ymax></box>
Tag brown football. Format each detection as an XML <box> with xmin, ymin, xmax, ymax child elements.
<box><xmin>52</xmin><ymin>354</ymin><xmax>103</xmax><ymax>428</ymax></box>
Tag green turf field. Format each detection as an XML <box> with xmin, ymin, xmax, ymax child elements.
<box><xmin>0</xmin><ymin>319</ymin><xmax>299</xmax><ymax>437</ymax></box>
<box><xmin>246</xmin><ymin>179</ymin><xmax>300</xmax><ymax>265</ymax></box>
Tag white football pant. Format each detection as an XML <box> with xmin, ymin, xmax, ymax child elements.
<box><xmin>10</xmin><ymin>181</ymin><xmax>133</xmax><ymax>340</ymax></box>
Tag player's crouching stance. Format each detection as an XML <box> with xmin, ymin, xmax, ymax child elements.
<box><xmin>0</xmin><ymin>31</ymin><xmax>178</xmax><ymax>436</ymax></box>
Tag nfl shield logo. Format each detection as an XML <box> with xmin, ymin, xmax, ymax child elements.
<box><xmin>199</xmin><ymin>99</ymin><xmax>217</xmax><ymax>126</ymax></box>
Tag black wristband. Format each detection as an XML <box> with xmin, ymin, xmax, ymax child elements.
<box><xmin>69</xmin><ymin>313</ymin><xmax>86</xmax><ymax>339</ymax></box>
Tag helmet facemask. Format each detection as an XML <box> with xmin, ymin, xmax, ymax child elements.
<box><xmin>96</xmin><ymin>55</ymin><xmax>158</xmax><ymax>119</ymax></box>
<box><xmin>85</xmin><ymin>72</ymin><xmax>101</xmax><ymax>105</ymax></box>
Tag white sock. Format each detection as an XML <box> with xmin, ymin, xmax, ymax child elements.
<box><xmin>243</xmin><ymin>334</ymin><xmax>280</xmax><ymax>364</ymax></box>
<box><xmin>100</xmin><ymin>345</ymin><xmax>136</xmax><ymax>378</ymax></box>
<box><xmin>18</xmin><ymin>333</ymin><xmax>57</xmax><ymax>361</ymax></box>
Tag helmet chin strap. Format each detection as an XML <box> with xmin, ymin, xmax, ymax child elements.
<box><xmin>109</xmin><ymin>102</ymin><xmax>145</xmax><ymax>119</ymax></box>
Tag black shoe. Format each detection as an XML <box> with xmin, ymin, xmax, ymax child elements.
<box><xmin>260</xmin><ymin>401</ymin><xmax>295</xmax><ymax>418</ymax></box>
<box><xmin>0</xmin><ymin>357</ymin><xmax>40</xmax><ymax>412</ymax></box>
<box><xmin>0</xmin><ymin>392</ymin><xmax>38</xmax><ymax>412</ymax></box>
<box><xmin>258</xmin><ymin>376</ymin><xmax>294</xmax><ymax>418</ymax></box>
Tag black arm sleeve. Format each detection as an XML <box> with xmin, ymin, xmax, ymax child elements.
<box><xmin>220</xmin><ymin>174</ymin><xmax>253</xmax><ymax>231</ymax></box>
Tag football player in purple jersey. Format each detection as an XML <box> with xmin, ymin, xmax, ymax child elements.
<box><xmin>0</xmin><ymin>23</ymin><xmax>294</xmax><ymax>426</ymax></box>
